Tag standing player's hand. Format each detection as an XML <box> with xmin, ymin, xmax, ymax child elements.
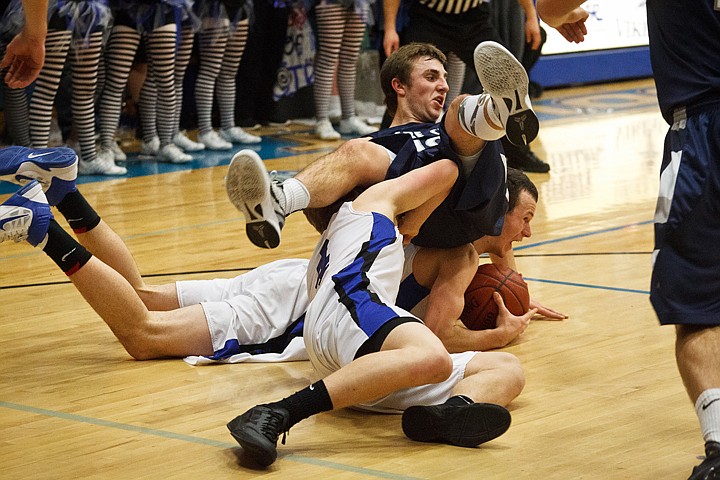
<box><xmin>1</xmin><ymin>30</ymin><xmax>45</xmax><ymax>88</ymax></box>
<box><xmin>383</xmin><ymin>30</ymin><xmax>400</xmax><ymax>58</ymax></box>
<box><xmin>554</xmin><ymin>8</ymin><xmax>589</xmax><ymax>43</ymax></box>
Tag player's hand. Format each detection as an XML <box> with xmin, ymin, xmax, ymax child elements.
<box><xmin>525</xmin><ymin>15</ymin><xmax>542</xmax><ymax>50</ymax></box>
<box><xmin>530</xmin><ymin>298</ymin><xmax>567</xmax><ymax>320</ymax></box>
<box><xmin>554</xmin><ymin>8</ymin><xmax>589</xmax><ymax>43</ymax></box>
<box><xmin>383</xmin><ymin>30</ymin><xmax>400</xmax><ymax>58</ymax></box>
<box><xmin>1</xmin><ymin>31</ymin><xmax>45</xmax><ymax>88</ymax></box>
<box><xmin>492</xmin><ymin>292</ymin><xmax>537</xmax><ymax>346</ymax></box>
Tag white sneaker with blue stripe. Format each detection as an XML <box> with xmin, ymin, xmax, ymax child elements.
<box><xmin>0</xmin><ymin>180</ymin><xmax>52</xmax><ymax>247</ymax></box>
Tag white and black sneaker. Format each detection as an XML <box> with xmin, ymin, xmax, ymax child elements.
<box><xmin>226</xmin><ymin>149</ymin><xmax>286</xmax><ymax>249</ymax></box>
<box><xmin>474</xmin><ymin>41</ymin><xmax>539</xmax><ymax>147</ymax></box>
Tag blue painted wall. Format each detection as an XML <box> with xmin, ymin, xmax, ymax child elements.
<box><xmin>530</xmin><ymin>46</ymin><xmax>653</xmax><ymax>88</ymax></box>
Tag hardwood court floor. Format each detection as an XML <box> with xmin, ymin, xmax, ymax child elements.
<box><xmin>0</xmin><ymin>79</ymin><xmax>703</xmax><ymax>479</ymax></box>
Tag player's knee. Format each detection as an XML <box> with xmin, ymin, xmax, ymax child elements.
<box><xmin>340</xmin><ymin>138</ymin><xmax>389</xmax><ymax>184</ymax></box>
<box><xmin>412</xmin><ymin>346</ymin><xmax>453</xmax><ymax>384</ymax></box>
<box><xmin>120</xmin><ymin>338</ymin><xmax>157</xmax><ymax>361</ymax></box>
<box><xmin>495</xmin><ymin>352</ymin><xmax>525</xmax><ymax>396</ymax></box>
<box><xmin>115</xmin><ymin>326</ymin><xmax>162</xmax><ymax>361</ymax></box>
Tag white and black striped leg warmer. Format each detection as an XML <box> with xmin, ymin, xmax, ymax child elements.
<box><xmin>70</xmin><ymin>31</ymin><xmax>103</xmax><ymax>162</ymax></box>
<box><xmin>196</xmin><ymin>22</ymin><xmax>228</xmax><ymax>134</ymax></box>
<box><xmin>216</xmin><ymin>19</ymin><xmax>248</xmax><ymax>130</ymax></box>
<box><xmin>98</xmin><ymin>25</ymin><xmax>141</xmax><ymax>149</ymax></box>
<box><xmin>336</xmin><ymin>10</ymin><xmax>364</xmax><ymax>119</ymax></box>
<box><xmin>145</xmin><ymin>23</ymin><xmax>178</xmax><ymax>147</ymax></box>
<box><xmin>29</xmin><ymin>29</ymin><xmax>72</xmax><ymax>147</ymax></box>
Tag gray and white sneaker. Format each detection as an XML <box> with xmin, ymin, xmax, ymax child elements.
<box><xmin>226</xmin><ymin>149</ymin><xmax>286</xmax><ymax>249</ymax></box>
<box><xmin>474</xmin><ymin>41</ymin><xmax>538</xmax><ymax>147</ymax></box>
<box><xmin>338</xmin><ymin>116</ymin><xmax>377</xmax><ymax>136</ymax></box>
<box><xmin>174</xmin><ymin>131</ymin><xmax>205</xmax><ymax>152</ymax></box>
<box><xmin>198</xmin><ymin>130</ymin><xmax>232</xmax><ymax>150</ymax></box>
<box><xmin>78</xmin><ymin>149</ymin><xmax>127</xmax><ymax>176</ymax></box>
<box><xmin>157</xmin><ymin>143</ymin><xmax>192</xmax><ymax>164</ymax></box>
<box><xmin>220</xmin><ymin>126</ymin><xmax>261</xmax><ymax>144</ymax></box>
<box><xmin>138</xmin><ymin>136</ymin><xmax>160</xmax><ymax>160</ymax></box>
<box><xmin>111</xmin><ymin>141</ymin><xmax>127</xmax><ymax>162</ymax></box>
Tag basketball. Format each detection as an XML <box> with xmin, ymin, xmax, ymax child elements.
<box><xmin>460</xmin><ymin>263</ymin><xmax>530</xmax><ymax>330</ymax></box>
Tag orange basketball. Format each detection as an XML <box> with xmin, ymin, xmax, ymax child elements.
<box><xmin>460</xmin><ymin>263</ymin><xmax>530</xmax><ymax>330</ymax></box>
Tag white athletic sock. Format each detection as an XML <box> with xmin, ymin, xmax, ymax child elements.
<box><xmin>696</xmin><ymin>389</ymin><xmax>720</xmax><ymax>444</ymax></box>
<box><xmin>458</xmin><ymin>93</ymin><xmax>505</xmax><ymax>141</ymax></box>
<box><xmin>281</xmin><ymin>178</ymin><xmax>310</xmax><ymax>214</ymax></box>
<box><xmin>457</xmin><ymin>151</ymin><xmax>482</xmax><ymax>178</ymax></box>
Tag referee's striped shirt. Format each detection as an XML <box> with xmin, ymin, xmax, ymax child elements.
<box><xmin>417</xmin><ymin>0</ymin><xmax>487</xmax><ymax>15</ymax></box>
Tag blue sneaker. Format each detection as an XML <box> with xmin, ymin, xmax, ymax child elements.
<box><xmin>0</xmin><ymin>146</ymin><xmax>78</xmax><ymax>206</ymax></box>
<box><xmin>0</xmin><ymin>180</ymin><xmax>52</xmax><ymax>247</ymax></box>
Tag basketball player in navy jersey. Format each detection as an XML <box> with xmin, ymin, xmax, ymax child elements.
<box><xmin>538</xmin><ymin>1</ymin><xmax>720</xmax><ymax>478</ymax></box>
<box><xmin>227</xmin><ymin>41</ymin><xmax>563</xmax><ymax>319</ymax></box>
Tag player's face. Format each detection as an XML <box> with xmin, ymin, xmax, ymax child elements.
<box><xmin>403</xmin><ymin>57</ymin><xmax>449</xmax><ymax>121</ymax></box>
<box><xmin>489</xmin><ymin>190</ymin><xmax>536</xmax><ymax>257</ymax></box>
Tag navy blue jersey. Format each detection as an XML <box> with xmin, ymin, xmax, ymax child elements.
<box><xmin>369</xmin><ymin>119</ymin><xmax>507</xmax><ymax>248</ymax></box>
<box><xmin>647</xmin><ymin>0</ymin><xmax>720</xmax><ymax>123</ymax></box>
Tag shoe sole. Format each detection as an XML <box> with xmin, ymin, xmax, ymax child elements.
<box><xmin>401</xmin><ymin>403</ymin><xmax>511</xmax><ymax>447</ymax></box>
<box><xmin>227</xmin><ymin>418</ymin><xmax>277</xmax><ymax>467</ymax></box>
<box><xmin>474</xmin><ymin>42</ymin><xmax>539</xmax><ymax>147</ymax></box>
<box><xmin>0</xmin><ymin>148</ymin><xmax>79</xmax><ymax>205</ymax></box>
<box><xmin>226</xmin><ymin>150</ymin><xmax>281</xmax><ymax>249</ymax></box>
<box><xmin>0</xmin><ymin>149</ymin><xmax>78</xmax><ymax>186</ymax></box>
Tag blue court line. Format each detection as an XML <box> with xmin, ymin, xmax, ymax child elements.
<box><xmin>0</xmin><ymin>400</ymin><xmax>424</xmax><ymax>480</ymax></box>
<box><xmin>524</xmin><ymin>277</ymin><xmax>650</xmax><ymax>295</ymax></box>
<box><xmin>515</xmin><ymin>220</ymin><xmax>654</xmax><ymax>295</ymax></box>
<box><xmin>514</xmin><ymin>220</ymin><xmax>653</xmax><ymax>251</ymax></box>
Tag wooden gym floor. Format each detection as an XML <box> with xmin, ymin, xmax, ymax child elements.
<box><xmin>0</xmin><ymin>78</ymin><xmax>702</xmax><ymax>479</ymax></box>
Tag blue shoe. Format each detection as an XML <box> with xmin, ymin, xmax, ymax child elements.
<box><xmin>0</xmin><ymin>180</ymin><xmax>52</xmax><ymax>247</ymax></box>
<box><xmin>0</xmin><ymin>146</ymin><xmax>78</xmax><ymax>206</ymax></box>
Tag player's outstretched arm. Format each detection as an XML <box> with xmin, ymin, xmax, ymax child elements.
<box><xmin>382</xmin><ymin>0</ymin><xmax>401</xmax><ymax>57</ymax></box>
<box><xmin>536</xmin><ymin>0</ymin><xmax>589</xmax><ymax>43</ymax></box>
<box><xmin>1</xmin><ymin>0</ymin><xmax>48</xmax><ymax>88</ymax></box>
<box><xmin>352</xmin><ymin>159</ymin><xmax>459</xmax><ymax>235</ymax></box>
<box><xmin>536</xmin><ymin>0</ymin><xmax>584</xmax><ymax>26</ymax></box>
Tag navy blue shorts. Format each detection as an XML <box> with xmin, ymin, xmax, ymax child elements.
<box><xmin>650</xmin><ymin>102</ymin><xmax>720</xmax><ymax>326</ymax></box>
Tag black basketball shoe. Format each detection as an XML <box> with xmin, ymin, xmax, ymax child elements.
<box><xmin>401</xmin><ymin>402</ymin><xmax>511</xmax><ymax>448</ymax></box>
<box><xmin>227</xmin><ymin>404</ymin><xmax>290</xmax><ymax>467</ymax></box>
<box><xmin>690</xmin><ymin>441</ymin><xmax>720</xmax><ymax>480</ymax></box>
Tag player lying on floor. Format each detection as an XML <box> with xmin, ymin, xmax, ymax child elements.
<box><xmin>227</xmin><ymin>157</ymin><xmax>525</xmax><ymax>467</ymax></box>
<box><xmin>0</xmin><ymin>147</ymin><xmax>544</xmax><ymax>363</ymax></box>
<box><xmin>226</xmin><ymin>41</ymin><xmax>564</xmax><ymax>320</ymax></box>
<box><xmin>1</xmin><ymin>147</ymin><xmax>530</xmax><ymax>463</ymax></box>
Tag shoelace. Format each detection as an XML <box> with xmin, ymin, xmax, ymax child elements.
<box><xmin>256</xmin><ymin>407</ymin><xmax>289</xmax><ymax>445</ymax></box>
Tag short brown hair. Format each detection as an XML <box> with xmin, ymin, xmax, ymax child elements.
<box><xmin>380</xmin><ymin>43</ymin><xmax>447</xmax><ymax>116</ymax></box>
<box><xmin>507</xmin><ymin>167</ymin><xmax>538</xmax><ymax>212</ymax></box>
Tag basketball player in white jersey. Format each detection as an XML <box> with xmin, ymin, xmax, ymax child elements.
<box><xmin>0</xmin><ymin>146</ymin><xmax>538</xmax><ymax>361</ymax></box>
<box><xmin>227</xmin><ymin>158</ymin><xmax>532</xmax><ymax>467</ymax></box>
